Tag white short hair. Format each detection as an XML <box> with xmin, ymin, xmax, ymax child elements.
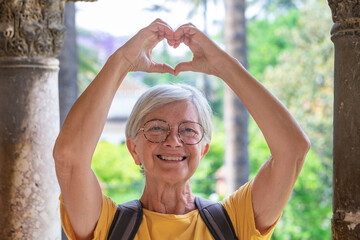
<box><xmin>125</xmin><ymin>84</ymin><xmax>213</xmax><ymax>144</ymax></box>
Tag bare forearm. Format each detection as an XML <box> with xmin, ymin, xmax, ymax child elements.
<box><xmin>54</xmin><ymin>50</ymin><xmax>131</xmax><ymax>167</ymax></box>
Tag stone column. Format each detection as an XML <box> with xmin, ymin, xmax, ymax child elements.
<box><xmin>0</xmin><ymin>1</ymin><xmax>72</xmax><ymax>239</ymax></box>
<box><xmin>328</xmin><ymin>1</ymin><xmax>360</xmax><ymax>239</ymax></box>
<box><xmin>0</xmin><ymin>58</ymin><xmax>61</xmax><ymax>240</ymax></box>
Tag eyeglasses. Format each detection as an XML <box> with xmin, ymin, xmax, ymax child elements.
<box><xmin>138</xmin><ymin>119</ymin><xmax>205</xmax><ymax>145</ymax></box>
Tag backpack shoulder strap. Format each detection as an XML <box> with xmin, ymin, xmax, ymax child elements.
<box><xmin>107</xmin><ymin>200</ymin><xmax>143</xmax><ymax>240</ymax></box>
<box><xmin>195</xmin><ymin>196</ymin><xmax>238</xmax><ymax>240</ymax></box>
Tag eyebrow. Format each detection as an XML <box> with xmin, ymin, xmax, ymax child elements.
<box><xmin>145</xmin><ymin>119</ymin><xmax>201</xmax><ymax>125</ymax></box>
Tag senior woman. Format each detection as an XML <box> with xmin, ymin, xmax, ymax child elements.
<box><xmin>54</xmin><ymin>19</ymin><xmax>310</xmax><ymax>240</ymax></box>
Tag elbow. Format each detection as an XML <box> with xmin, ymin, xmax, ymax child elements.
<box><xmin>278</xmin><ymin>133</ymin><xmax>311</xmax><ymax>162</ymax></box>
<box><xmin>289</xmin><ymin>129</ymin><xmax>311</xmax><ymax>160</ymax></box>
<box><xmin>299</xmin><ymin>134</ymin><xmax>311</xmax><ymax>158</ymax></box>
<box><xmin>293</xmin><ymin>135</ymin><xmax>311</xmax><ymax>173</ymax></box>
<box><xmin>53</xmin><ymin>138</ymin><xmax>73</xmax><ymax>172</ymax></box>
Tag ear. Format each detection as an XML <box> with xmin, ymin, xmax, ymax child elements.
<box><xmin>200</xmin><ymin>143</ymin><xmax>210</xmax><ymax>160</ymax></box>
<box><xmin>126</xmin><ymin>137</ymin><xmax>141</xmax><ymax>165</ymax></box>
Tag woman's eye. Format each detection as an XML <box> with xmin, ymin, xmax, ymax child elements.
<box><xmin>186</xmin><ymin>128</ymin><xmax>196</xmax><ymax>133</ymax></box>
<box><xmin>181</xmin><ymin>128</ymin><xmax>197</xmax><ymax>135</ymax></box>
<box><xmin>148</xmin><ymin>126</ymin><xmax>166</xmax><ymax>132</ymax></box>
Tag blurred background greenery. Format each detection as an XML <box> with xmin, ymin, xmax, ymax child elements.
<box><xmin>76</xmin><ymin>0</ymin><xmax>333</xmax><ymax>238</ymax></box>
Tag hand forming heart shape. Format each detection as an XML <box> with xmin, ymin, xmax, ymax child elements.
<box><xmin>120</xmin><ymin>18</ymin><xmax>226</xmax><ymax>77</ymax></box>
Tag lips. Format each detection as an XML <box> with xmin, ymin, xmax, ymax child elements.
<box><xmin>157</xmin><ymin>155</ymin><xmax>186</xmax><ymax>161</ymax></box>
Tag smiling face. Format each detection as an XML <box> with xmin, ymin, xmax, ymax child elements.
<box><xmin>126</xmin><ymin>100</ymin><xmax>210</xmax><ymax>185</ymax></box>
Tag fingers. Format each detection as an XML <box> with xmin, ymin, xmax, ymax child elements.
<box><xmin>126</xmin><ymin>19</ymin><xmax>210</xmax><ymax>75</ymax></box>
<box><xmin>143</xmin><ymin>20</ymin><xmax>202</xmax><ymax>49</ymax></box>
<box><xmin>148</xmin><ymin>18</ymin><xmax>175</xmax><ymax>42</ymax></box>
<box><xmin>174</xmin><ymin>23</ymin><xmax>197</xmax><ymax>37</ymax></box>
<box><xmin>151</xmin><ymin>62</ymin><xmax>175</xmax><ymax>75</ymax></box>
<box><xmin>150</xmin><ymin>18</ymin><xmax>169</xmax><ymax>26</ymax></box>
<box><xmin>174</xmin><ymin>61</ymin><xmax>194</xmax><ymax>76</ymax></box>
<box><xmin>151</xmin><ymin>20</ymin><xmax>199</xmax><ymax>48</ymax></box>
<box><xmin>173</xmin><ymin>23</ymin><xmax>199</xmax><ymax>48</ymax></box>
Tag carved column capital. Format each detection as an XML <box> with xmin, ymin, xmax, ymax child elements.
<box><xmin>0</xmin><ymin>0</ymin><xmax>96</xmax><ymax>58</ymax></box>
<box><xmin>328</xmin><ymin>0</ymin><xmax>360</xmax><ymax>39</ymax></box>
<box><xmin>0</xmin><ymin>0</ymin><xmax>67</xmax><ymax>58</ymax></box>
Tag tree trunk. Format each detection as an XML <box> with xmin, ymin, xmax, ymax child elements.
<box><xmin>328</xmin><ymin>1</ymin><xmax>360</xmax><ymax>239</ymax></box>
<box><xmin>224</xmin><ymin>0</ymin><xmax>249</xmax><ymax>194</ymax></box>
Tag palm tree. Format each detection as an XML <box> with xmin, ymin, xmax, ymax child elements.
<box><xmin>224</xmin><ymin>0</ymin><xmax>249</xmax><ymax>194</ymax></box>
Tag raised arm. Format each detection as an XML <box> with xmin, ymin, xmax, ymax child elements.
<box><xmin>53</xmin><ymin>19</ymin><xmax>175</xmax><ymax>239</ymax></box>
<box><xmin>173</xmin><ymin>23</ymin><xmax>310</xmax><ymax>233</ymax></box>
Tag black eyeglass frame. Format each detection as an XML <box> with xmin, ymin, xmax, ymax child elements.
<box><xmin>137</xmin><ymin>119</ymin><xmax>205</xmax><ymax>145</ymax></box>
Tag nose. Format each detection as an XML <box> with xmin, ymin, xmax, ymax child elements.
<box><xmin>163</xmin><ymin>127</ymin><xmax>183</xmax><ymax>147</ymax></box>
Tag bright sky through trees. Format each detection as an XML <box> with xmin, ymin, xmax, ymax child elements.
<box><xmin>75</xmin><ymin>0</ymin><xmax>225</xmax><ymax>37</ymax></box>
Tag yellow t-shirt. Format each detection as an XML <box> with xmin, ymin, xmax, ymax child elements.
<box><xmin>60</xmin><ymin>179</ymin><xmax>278</xmax><ymax>239</ymax></box>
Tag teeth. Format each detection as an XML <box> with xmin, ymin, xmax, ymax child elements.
<box><xmin>158</xmin><ymin>155</ymin><xmax>185</xmax><ymax>161</ymax></box>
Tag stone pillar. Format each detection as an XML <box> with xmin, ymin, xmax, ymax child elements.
<box><xmin>328</xmin><ymin>1</ymin><xmax>360</xmax><ymax>239</ymax></box>
<box><xmin>0</xmin><ymin>58</ymin><xmax>61</xmax><ymax>239</ymax></box>
<box><xmin>0</xmin><ymin>1</ymin><xmax>63</xmax><ymax>239</ymax></box>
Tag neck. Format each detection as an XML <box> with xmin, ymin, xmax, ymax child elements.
<box><xmin>140</xmin><ymin>179</ymin><xmax>196</xmax><ymax>215</ymax></box>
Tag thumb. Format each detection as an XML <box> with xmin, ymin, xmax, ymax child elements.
<box><xmin>174</xmin><ymin>61</ymin><xmax>194</xmax><ymax>76</ymax></box>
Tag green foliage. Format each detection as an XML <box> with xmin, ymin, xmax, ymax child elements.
<box><xmin>247</xmin><ymin>8</ymin><xmax>299</xmax><ymax>78</ymax></box>
<box><xmin>248</xmin><ymin>0</ymin><xmax>333</xmax><ymax>238</ymax></box>
<box><xmin>262</xmin><ymin>0</ymin><xmax>333</xmax><ymax>178</ymax></box>
<box><xmin>92</xmin><ymin>142</ymin><xmax>144</xmax><ymax>204</ymax></box>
